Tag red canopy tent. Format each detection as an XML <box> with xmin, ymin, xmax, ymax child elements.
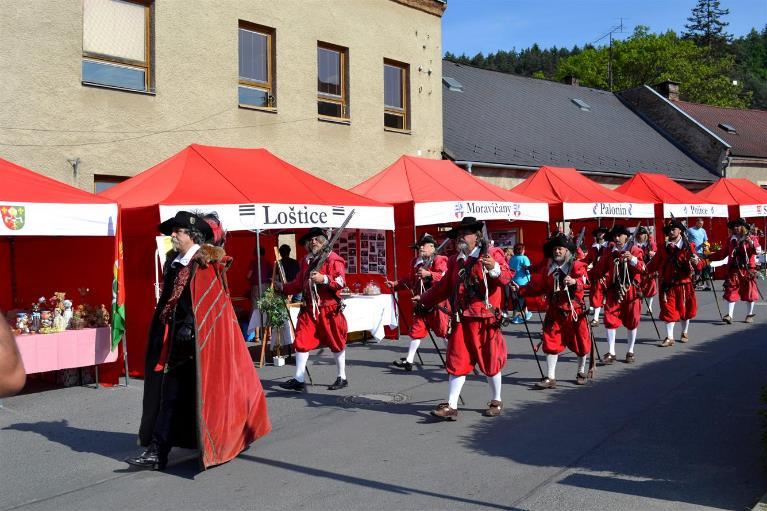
<box><xmin>615</xmin><ymin>172</ymin><xmax>728</xmax><ymax>242</ymax></box>
<box><xmin>511</xmin><ymin>166</ymin><xmax>655</xmax><ymax>223</ymax></box>
<box><xmin>101</xmin><ymin>144</ymin><xmax>394</xmax><ymax>376</ymax></box>
<box><xmin>696</xmin><ymin>178</ymin><xmax>767</xmax><ymax>219</ymax></box>
<box><xmin>350</xmin><ymin>155</ymin><xmax>549</xmax><ymax>326</ymax></box>
<box><xmin>0</xmin><ymin>156</ymin><xmax>121</xmax><ymax>384</ymax></box>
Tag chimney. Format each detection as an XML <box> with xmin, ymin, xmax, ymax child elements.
<box><xmin>654</xmin><ymin>80</ymin><xmax>680</xmax><ymax>101</ymax></box>
<box><xmin>563</xmin><ymin>75</ymin><xmax>579</xmax><ymax>86</ymax></box>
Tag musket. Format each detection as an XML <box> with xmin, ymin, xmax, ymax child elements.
<box><xmin>575</xmin><ymin>226</ymin><xmax>586</xmax><ymax>252</ymax></box>
<box><xmin>308</xmin><ymin>209</ymin><xmax>356</xmax><ymax>272</ymax></box>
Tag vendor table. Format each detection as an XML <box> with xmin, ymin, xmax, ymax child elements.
<box><xmin>248</xmin><ymin>294</ymin><xmax>398</xmax><ymax>345</ymax></box>
<box><xmin>16</xmin><ymin>327</ymin><xmax>118</xmax><ymax>374</ymax></box>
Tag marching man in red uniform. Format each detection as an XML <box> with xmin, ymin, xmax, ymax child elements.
<box><xmin>598</xmin><ymin>225</ymin><xmax>645</xmax><ymax>364</ymax></box>
<box><xmin>645</xmin><ymin>220</ymin><xmax>704</xmax><ymax>346</ymax></box>
<box><xmin>386</xmin><ymin>233</ymin><xmax>450</xmax><ymax>371</ymax></box>
<box><xmin>636</xmin><ymin>226</ymin><xmax>658</xmax><ymax>315</ymax></box>
<box><xmin>583</xmin><ymin>227</ymin><xmax>610</xmax><ymax>326</ymax></box>
<box><xmin>706</xmin><ymin>218</ymin><xmax>760</xmax><ymax>324</ymax></box>
<box><xmin>277</xmin><ymin>227</ymin><xmax>349</xmax><ymax>392</ymax></box>
<box><xmin>413</xmin><ymin>217</ymin><xmax>512</xmax><ymax>420</ymax></box>
<box><xmin>516</xmin><ymin>233</ymin><xmax>591</xmax><ymax>388</ymax></box>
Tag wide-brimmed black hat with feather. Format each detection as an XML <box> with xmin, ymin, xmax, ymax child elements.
<box><xmin>544</xmin><ymin>232</ymin><xmax>576</xmax><ymax>257</ymax></box>
<box><xmin>445</xmin><ymin>217</ymin><xmax>484</xmax><ymax>239</ymax></box>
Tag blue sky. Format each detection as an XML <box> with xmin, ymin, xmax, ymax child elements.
<box><xmin>442</xmin><ymin>0</ymin><xmax>767</xmax><ymax>56</ymax></box>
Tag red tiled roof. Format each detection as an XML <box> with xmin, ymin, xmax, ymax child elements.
<box><xmin>673</xmin><ymin>100</ymin><xmax>767</xmax><ymax>159</ymax></box>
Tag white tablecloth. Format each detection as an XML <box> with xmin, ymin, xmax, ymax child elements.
<box><xmin>247</xmin><ymin>294</ymin><xmax>398</xmax><ymax>345</ymax></box>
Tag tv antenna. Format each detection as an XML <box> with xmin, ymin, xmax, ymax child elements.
<box><xmin>592</xmin><ymin>18</ymin><xmax>626</xmax><ymax>92</ymax></box>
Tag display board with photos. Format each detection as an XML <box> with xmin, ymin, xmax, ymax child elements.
<box><xmin>332</xmin><ymin>230</ymin><xmax>358</xmax><ymax>273</ymax></box>
<box><xmin>359</xmin><ymin>229</ymin><xmax>387</xmax><ymax>274</ymax></box>
<box><xmin>491</xmin><ymin>228</ymin><xmax>520</xmax><ymax>249</ymax></box>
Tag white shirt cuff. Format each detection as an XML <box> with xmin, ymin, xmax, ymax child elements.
<box><xmin>488</xmin><ymin>262</ymin><xmax>501</xmax><ymax>278</ymax></box>
<box><xmin>629</xmin><ymin>256</ymin><xmax>638</xmax><ymax>267</ymax></box>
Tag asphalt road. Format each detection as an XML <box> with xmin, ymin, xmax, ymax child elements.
<box><xmin>1</xmin><ymin>285</ymin><xmax>766</xmax><ymax>511</ymax></box>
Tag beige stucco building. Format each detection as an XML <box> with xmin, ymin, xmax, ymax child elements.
<box><xmin>0</xmin><ymin>0</ymin><xmax>445</xmax><ymax>192</ymax></box>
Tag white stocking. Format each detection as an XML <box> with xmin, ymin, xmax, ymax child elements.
<box><xmin>294</xmin><ymin>351</ymin><xmax>309</xmax><ymax>383</ymax></box>
<box><xmin>665</xmin><ymin>322</ymin><xmax>675</xmax><ymax>340</ymax></box>
<box><xmin>577</xmin><ymin>355</ymin><xmax>587</xmax><ymax>374</ymax></box>
<box><xmin>447</xmin><ymin>375</ymin><xmax>466</xmax><ymax>409</ymax></box>
<box><xmin>748</xmin><ymin>301</ymin><xmax>755</xmax><ymax>315</ymax></box>
<box><xmin>486</xmin><ymin>372</ymin><xmax>502</xmax><ymax>402</ymax></box>
<box><xmin>627</xmin><ymin>328</ymin><xmax>637</xmax><ymax>354</ymax></box>
<box><xmin>682</xmin><ymin>319</ymin><xmax>690</xmax><ymax>334</ymax></box>
<box><xmin>333</xmin><ymin>350</ymin><xmax>347</xmax><ymax>380</ymax></box>
<box><xmin>606</xmin><ymin>329</ymin><xmax>616</xmax><ymax>355</ymax></box>
<box><xmin>647</xmin><ymin>296</ymin><xmax>654</xmax><ymax>311</ymax></box>
<box><xmin>546</xmin><ymin>354</ymin><xmax>558</xmax><ymax>380</ymax></box>
<box><xmin>593</xmin><ymin>307</ymin><xmax>602</xmax><ymax>322</ymax></box>
<box><xmin>727</xmin><ymin>301</ymin><xmax>736</xmax><ymax>317</ymax></box>
<box><xmin>405</xmin><ymin>338</ymin><xmax>421</xmax><ymax>364</ymax></box>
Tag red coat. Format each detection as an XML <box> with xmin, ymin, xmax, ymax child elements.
<box><xmin>420</xmin><ymin>245</ymin><xmax>512</xmax><ymax>377</ymax></box>
<box><xmin>638</xmin><ymin>240</ymin><xmax>659</xmax><ymax>297</ymax></box>
<box><xmin>597</xmin><ymin>244</ymin><xmax>645</xmax><ymax>330</ymax></box>
<box><xmin>421</xmin><ymin>246</ymin><xmax>512</xmax><ymax>319</ymax></box>
<box><xmin>398</xmin><ymin>255</ymin><xmax>450</xmax><ymax>338</ymax></box>
<box><xmin>708</xmin><ymin>236</ymin><xmax>760</xmax><ymax>302</ymax></box>
<box><xmin>397</xmin><ymin>255</ymin><xmax>449</xmax><ymax>294</ymax></box>
<box><xmin>284</xmin><ymin>251</ymin><xmax>345</xmax><ymax>308</ymax></box>
<box><xmin>523</xmin><ymin>260</ymin><xmax>591</xmax><ymax>356</ymax></box>
<box><xmin>645</xmin><ymin>239</ymin><xmax>703</xmax><ymax>322</ymax></box>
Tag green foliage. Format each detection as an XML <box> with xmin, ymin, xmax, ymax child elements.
<box><xmin>256</xmin><ymin>287</ymin><xmax>288</xmax><ymax>327</ymax></box>
<box><xmin>683</xmin><ymin>0</ymin><xmax>732</xmax><ymax>53</ymax></box>
<box><xmin>556</xmin><ymin>27</ymin><xmax>750</xmax><ymax>107</ymax></box>
<box><xmin>445</xmin><ymin>12</ymin><xmax>767</xmax><ymax>110</ymax></box>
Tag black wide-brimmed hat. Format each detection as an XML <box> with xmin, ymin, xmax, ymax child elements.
<box><xmin>592</xmin><ymin>226</ymin><xmax>610</xmax><ymax>237</ymax></box>
<box><xmin>610</xmin><ymin>224</ymin><xmax>631</xmax><ymax>238</ymax></box>
<box><xmin>663</xmin><ymin>220</ymin><xmax>686</xmax><ymax>235</ymax></box>
<box><xmin>299</xmin><ymin>227</ymin><xmax>327</xmax><ymax>245</ymax></box>
<box><xmin>727</xmin><ymin>217</ymin><xmax>749</xmax><ymax>229</ymax></box>
<box><xmin>410</xmin><ymin>232</ymin><xmax>437</xmax><ymax>249</ymax></box>
<box><xmin>158</xmin><ymin>211</ymin><xmax>213</xmax><ymax>241</ymax></box>
<box><xmin>544</xmin><ymin>232</ymin><xmax>576</xmax><ymax>257</ymax></box>
<box><xmin>445</xmin><ymin>217</ymin><xmax>484</xmax><ymax>239</ymax></box>
<box><xmin>636</xmin><ymin>226</ymin><xmax>649</xmax><ymax>236</ymax></box>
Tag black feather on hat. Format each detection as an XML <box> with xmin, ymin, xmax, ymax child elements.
<box><xmin>410</xmin><ymin>232</ymin><xmax>437</xmax><ymax>249</ymax></box>
<box><xmin>544</xmin><ymin>232</ymin><xmax>576</xmax><ymax>257</ymax></box>
<box><xmin>158</xmin><ymin>211</ymin><xmax>213</xmax><ymax>241</ymax></box>
<box><xmin>445</xmin><ymin>217</ymin><xmax>484</xmax><ymax>239</ymax></box>
<box><xmin>299</xmin><ymin>227</ymin><xmax>327</xmax><ymax>245</ymax></box>
<box><xmin>610</xmin><ymin>224</ymin><xmax>631</xmax><ymax>239</ymax></box>
<box><xmin>663</xmin><ymin>220</ymin><xmax>686</xmax><ymax>236</ymax></box>
<box><xmin>592</xmin><ymin>226</ymin><xmax>609</xmax><ymax>237</ymax></box>
<box><xmin>727</xmin><ymin>217</ymin><xmax>749</xmax><ymax>230</ymax></box>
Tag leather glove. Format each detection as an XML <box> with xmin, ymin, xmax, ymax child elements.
<box><xmin>176</xmin><ymin>323</ymin><xmax>195</xmax><ymax>344</ymax></box>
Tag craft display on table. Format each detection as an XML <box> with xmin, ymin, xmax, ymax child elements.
<box><xmin>363</xmin><ymin>281</ymin><xmax>381</xmax><ymax>295</ymax></box>
<box><xmin>6</xmin><ymin>291</ymin><xmax>112</xmax><ymax>336</ymax></box>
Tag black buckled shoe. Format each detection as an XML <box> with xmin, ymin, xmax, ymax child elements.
<box><xmin>279</xmin><ymin>378</ymin><xmax>306</xmax><ymax>392</ymax></box>
<box><xmin>392</xmin><ymin>358</ymin><xmax>413</xmax><ymax>371</ymax></box>
<box><xmin>327</xmin><ymin>377</ymin><xmax>348</xmax><ymax>390</ymax></box>
<box><xmin>125</xmin><ymin>443</ymin><xmax>168</xmax><ymax>471</ymax></box>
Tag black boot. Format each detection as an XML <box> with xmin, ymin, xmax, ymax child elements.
<box><xmin>125</xmin><ymin>442</ymin><xmax>169</xmax><ymax>471</ymax></box>
<box><xmin>327</xmin><ymin>377</ymin><xmax>348</xmax><ymax>390</ymax></box>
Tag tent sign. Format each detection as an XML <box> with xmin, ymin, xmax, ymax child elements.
<box><xmin>159</xmin><ymin>203</ymin><xmax>394</xmax><ymax>231</ymax></box>
<box><xmin>0</xmin><ymin>202</ymin><xmax>118</xmax><ymax>237</ymax></box>
<box><xmin>739</xmin><ymin>204</ymin><xmax>767</xmax><ymax>217</ymax></box>
<box><xmin>414</xmin><ymin>200</ymin><xmax>549</xmax><ymax>226</ymax></box>
<box><xmin>563</xmin><ymin>202</ymin><xmax>654</xmax><ymax>220</ymax></box>
<box><xmin>663</xmin><ymin>203</ymin><xmax>729</xmax><ymax>218</ymax></box>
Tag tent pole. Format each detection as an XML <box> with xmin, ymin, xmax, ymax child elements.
<box><xmin>9</xmin><ymin>237</ymin><xmax>17</xmax><ymax>308</ymax></box>
<box><xmin>122</xmin><ymin>333</ymin><xmax>130</xmax><ymax>386</ymax></box>
<box><xmin>256</xmin><ymin>230</ymin><xmax>263</xmax><ymax>299</ymax></box>
<box><xmin>391</xmin><ymin>229</ymin><xmax>400</xmax><ymax>337</ymax></box>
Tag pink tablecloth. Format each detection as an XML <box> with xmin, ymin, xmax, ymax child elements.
<box><xmin>16</xmin><ymin>327</ymin><xmax>118</xmax><ymax>374</ymax></box>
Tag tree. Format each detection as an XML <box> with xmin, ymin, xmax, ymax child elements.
<box><xmin>556</xmin><ymin>27</ymin><xmax>750</xmax><ymax>107</ymax></box>
<box><xmin>684</xmin><ymin>0</ymin><xmax>732</xmax><ymax>54</ymax></box>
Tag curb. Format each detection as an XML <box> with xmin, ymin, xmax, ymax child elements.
<box><xmin>754</xmin><ymin>492</ymin><xmax>767</xmax><ymax>511</ymax></box>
